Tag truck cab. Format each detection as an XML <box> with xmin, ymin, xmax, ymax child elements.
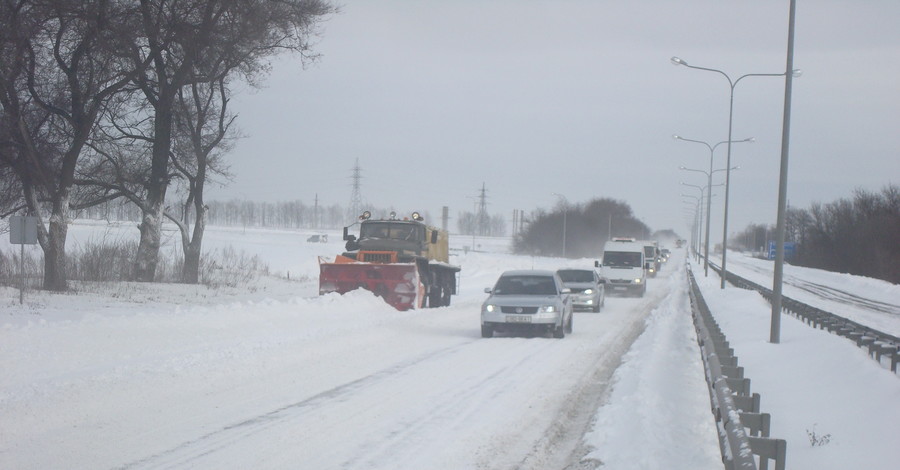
<box><xmin>342</xmin><ymin>211</ymin><xmax>447</xmax><ymax>263</ymax></box>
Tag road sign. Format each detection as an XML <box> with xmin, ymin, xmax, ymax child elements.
<box><xmin>9</xmin><ymin>215</ymin><xmax>39</xmax><ymax>304</ymax></box>
<box><xmin>768</xmin><ymin>241</ymin><xmax>797</xmax><ymax>261</ymax></box>
<box><xmin>10</xmin><ymin>216</ymin><xmax>39</xmax><ymax>245</ymax></box>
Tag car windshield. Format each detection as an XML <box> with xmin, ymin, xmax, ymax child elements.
<box><xmin>493</xmin><ymin>275</ymin><xmax>558</xmax><ymax>295</ymax></box>
<box><xmin>557</xmin><ymin>270</ymin><xmax>594</xmax><ymax>283</ymax></box>
<box><xmin>360</xmin><ymin>222</ymin><xmax>421</xmax><ymax>241</ymax></box>
<box><xmin>603</xmin><ymin>251</ymin><xmax>642</xmax><ymax>267</ymax></box>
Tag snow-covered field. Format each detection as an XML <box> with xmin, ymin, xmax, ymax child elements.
<box><xmin>1</xmin><ymin>221</ymin><xmax>898</xmax><ymax>469</ymax></box>
<box><xmin>713</xmin><ymin>251</ymin><xmax>900</xmax><ymax>337</ymax></box>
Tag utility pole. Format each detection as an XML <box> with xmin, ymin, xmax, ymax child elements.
<box><xmin>314</xmin><ymin>193</ymin><xmax>319</xmax><ymax>229</ymax></box>
<box><xmin>512</xmin><ymin>209</ymin><xmax>519</xmax><ymax>236</ymax></box>
<box><xmin>347</xmin><ymin>159</ymin><xmax>363</xmax><ymax>223</ymax></box>
<box><xmin>608</xmin><ymin>213</ymin><xmax>612</xmax><ymax>241</ymax></box>
<box><xmin>477</xmin><ymin>183</ymin><xmax>489</xmax><ymax>236</ymax></box>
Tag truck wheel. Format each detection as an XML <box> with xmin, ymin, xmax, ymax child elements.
<box><xmin>481</xmin><ymin>324</ymin><xmax>494</xmax><ymax>338</ymax></box>
<box><xmin>428</xmin><ymin>287</ymin><xmax>442</xmax><ymax>308</ymax></box>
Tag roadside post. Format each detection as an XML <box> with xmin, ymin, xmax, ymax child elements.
<box><xmin>9</xmin><ymin>216</ymin><xmax>39</xmax><ymax>304</ymax></box>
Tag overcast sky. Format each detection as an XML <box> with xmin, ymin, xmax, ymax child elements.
<box><xmin>209</xmin><ymin>0</ymin><xmax>900</xmax><ymax>242</ymax></box>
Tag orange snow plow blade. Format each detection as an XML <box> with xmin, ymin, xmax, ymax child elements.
<box><xmin>318</xmin><ymin>256</ymin><xmax>424</xmax><ymax>310</ymax></box>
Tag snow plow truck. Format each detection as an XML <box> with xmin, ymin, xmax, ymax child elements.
<box><xmin>318</xmin><ymin>211</ymin><xmax>461</xmax><ymax>310</ymax></box>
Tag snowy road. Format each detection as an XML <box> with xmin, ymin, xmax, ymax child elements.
<box><xmin>2</xmin><ymin>226</ymin><xmax>686</xmax><ymax>470</ymax></box>
<box><xmin>118</xmin><ymin>288</ymin><xmax>669</xmax><ymax>470</ymax></box>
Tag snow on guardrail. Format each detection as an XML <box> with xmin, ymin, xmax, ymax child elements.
<box><xmin>688</xmin><ymin>265</ymin><xmax>787</xmax><ymax>470</ymax></box>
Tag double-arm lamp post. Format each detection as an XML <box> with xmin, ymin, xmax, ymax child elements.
<box><xmin>671</xmin><ymin>57</ymin><xmax>799</xmax><ymax>289</ymax></box>
<box><xmin>681</xmin><ymin>180</ymin><xmax>724</xmax><ymax>275</ymax></box>
<box><xmin>672</xmin><ymin>152</ymin><xmax>754</xmax><ymax>277</ymax></box>
<box><xmin>681</xmin><ymin>197</ymin><xmax>702</xmax><ymax>259</ymax></box>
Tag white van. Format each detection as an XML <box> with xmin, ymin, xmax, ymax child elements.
<box><xmin>595</xmin><ymin>239</ymin><xmax>647</xmax><ymax>297</ymax></box>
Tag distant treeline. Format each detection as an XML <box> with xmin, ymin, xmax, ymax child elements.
<box><xmin>513</xmin><ymin>198</ymin><xmax>665</xmax><ymax>258</ymax></box>
<box><xmin>732</xmin><ymin>185</ymin><xmax>899</xmax><ymax>284</ymax></box>
<box><xmin>75</xmin><ymin>198</ymin><xmax>509</xmax><ymax>236</ymax></box>
<box><xmin>76</xmin><ymin>199</ymin><xmax>347</xmax><ymax>229</ymax></box>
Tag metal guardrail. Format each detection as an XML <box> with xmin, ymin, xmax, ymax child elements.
<box><xmin>687</xmin><ymin>266</ymin><xmax>787</xmax><ymax>470</ymax></box>
<box><xmin>708</xmin><ymin>261</ymin><xmax>900</xmax><ymax>374</ymax></box>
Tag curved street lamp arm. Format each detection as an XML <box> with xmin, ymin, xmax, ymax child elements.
<box><xmin>679</xmin><ymin>166</ymin><xmax>709</xmax><ymax>177</ymax></box>
<box><xmin>673</xmin><ymin>135</ymin><xmax>713</xmax><ymax>152</ymax></box>
<box><xmin>734</xmin><ymin>71</ymin><xmax>789</xmax><ymax>87</ymax></box>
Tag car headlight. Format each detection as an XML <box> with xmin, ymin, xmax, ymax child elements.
<box><xmin>583</xmin><ymin>289</ymin><xmax>594</xmax><ymax>295</ymax></box>
<box><xmin>634</xmin><ymin>278</ymin><xmax>643</xmax><ymax>284</ymax></box>
<box><xmin>539</xmin><ymin>305</ymin><xmax>557</xmax><ymax>313</ymax></box>
<box><xmin>485</xmin><ymin>304</ymin><xmax>496</xmax><ymax>312</ymax></box>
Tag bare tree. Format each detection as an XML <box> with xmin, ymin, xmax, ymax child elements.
<box><xmin>168</xmin><ymin>76</ymin><xmax>236</xmax><ymax>283</ymax></box>
<box><xmin>0</xmin><ymin>0</ymin><xmax>43</xmax><ymax>219</ymax></box>
<box><xmin>123</xmin><ymin>0</ymin><xmax>334</xmax><ymax>282</ymax></box>
<box><xmin>0</xmin><ymin>0</ymin><xmax>140</xmax><ymax>290</ymax></box>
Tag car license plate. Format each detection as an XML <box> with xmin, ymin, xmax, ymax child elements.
<box><xmin>507</xmin><ymin>315</ymin><xmax>532</xmax><ymax>323</ymax></box>
<box><xmin>614</xmin><ymin>286</ymin><xmax>628</xmax><ymax>291</ymax></box>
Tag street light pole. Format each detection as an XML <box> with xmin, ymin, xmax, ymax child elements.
<box><xmin>682</xmin><ymin>197</ymin><xmax>701</xmax><ymax>262</ymax></box>
<box><xmin>682</xmin><ymin>195</ymin><xmax>702</xmax><ymax>261</ymax></box>
<box><xmin>671</xmin><ymin>58</ymin><xmax>796</xmax><ymax>288</ymax></box>
<box><xmin>771</xmin><ymin>0</ymin><xmax>799</xmax><ymax>344</ymax></box>
<box><xmin>674</xmin><ymin>135</ymin><xmax>752</xmax><ymax>277</ymax></box>
<box><xmin>682</xmin><ymin>181</ymin><xmax>724</xmax><ymax>274</ymax></box>
<box><xmin>681</xmin><ymin>168</ymin><xmax>734</xmax><ymax>267</ymax></box>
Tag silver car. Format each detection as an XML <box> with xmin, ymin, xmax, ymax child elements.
<box><xmin>481</xmin><ymin>270</ymin><xmax>573</xmax><ymax>338</ymax></box>
<box><xmin>557</xmin><ymin>268</ymin><xmax>605</xmax><ymax>312</ymax></box>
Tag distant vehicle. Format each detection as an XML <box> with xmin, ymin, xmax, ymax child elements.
<box><xmin>660</xmin><ymin>248</ymin><xmax>671</xmax><ymax>262</ymax></box>
<box><xmin>640</xmin><ymin>241</ymin><xmax>661</xmax><ymax>277</ymax></box>
<box><xmin>595</xmin><ymin>239</ymin><xmax>647</xmax><ymax>297</ymax></box>
<box><xmin>481</xmin><ymin>270</ymin><xmax>573</xmax><ymax>338</ymax></box>
<box><xmin>557</xmin><ymin>268</ymin><xmax>605</xmax><ymax>312</ymax></box>
<box><xmin>307</xmin><ymin>234</ymin><xmax>328</xmax><ymax>243</ymax></box>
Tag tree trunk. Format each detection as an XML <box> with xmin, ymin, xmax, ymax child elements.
<box><xmin>134</xmin><ymin>205</ymin><xmax>163</xmax><ymax>282</ymax></box>
<box><xmin>181</xmin><ymin>200</ymin><xmax>207</xmax><ymax>284</ymax></box>
<box><xmin>133</xmin><ymin>93</ymin><xmax>173</xmax><ymax>282</ymax></box>
<box><xmin>43</xmin><ymin>211</ymin><xmax>69</xmax><ymax>291</ymax></box>
<box><xmin>22</xmin><ymin>181</ymin><xmax>68</xmax><ymax>291</ymax></box>
<box><xmin>182</xmin><ymin>242</ymin><xmax>201</xmax><ymax>284</ymax></box>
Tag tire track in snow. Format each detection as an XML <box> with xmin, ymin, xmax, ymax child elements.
<box><xmin>117</xmin><ymin>336</ymin><xmax>569</xmax><ymax>469</ymax></box>
<box><xmin>732</xmin><ymin>262</ymin><xmax>899</xmax><ymax>315</ymax></box>
<box><xmin>118</xmin><ymin>273</ymin><xmax>673</xmax><ymax>470</ymax></box>
<box><xmin>116</xmin><ymin>341</ymin><xmax>476</xmax><ymax>469</ymax></box>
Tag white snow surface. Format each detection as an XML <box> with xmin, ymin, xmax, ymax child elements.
<box><xmin>1</xmin><ymin>221</ymin><xmax>898</xmax><ymax>469</ymax></box>
<box><xmin>713</xmin><ymin>252</ymin><xmax>900</xmax><ymax>337</ymax></box>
